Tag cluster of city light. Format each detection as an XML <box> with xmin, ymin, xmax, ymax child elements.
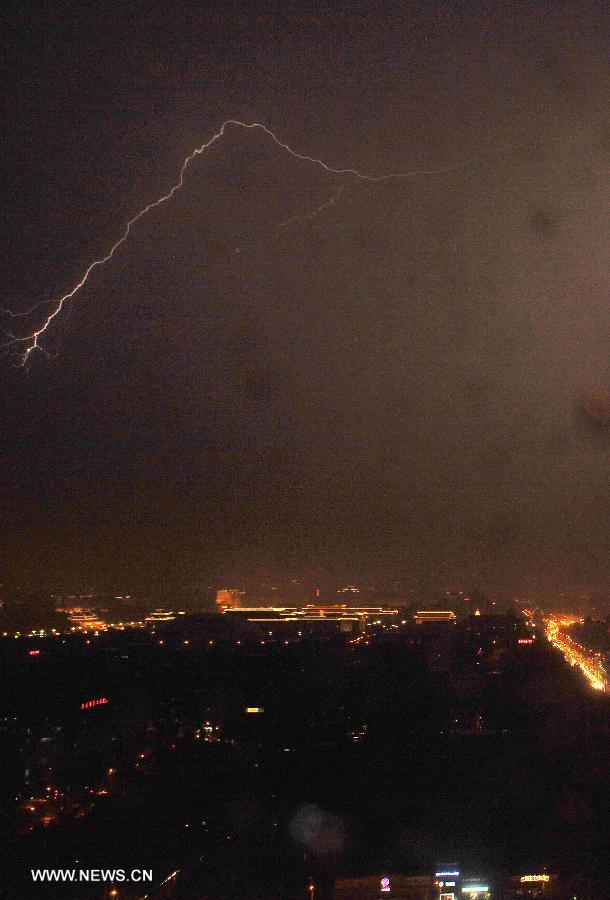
<box><xmin>70</xmin><ymin>618</ymin><xmax>148</xmax><ymax>632</ymax></box>
<box><xmin>1</xmin><ymin>620</ymin><xmax>153</xmax><ymax>642</ymax></box>
<box><xmin>545</xmin><ymin>616</ymin><xmax>607</xmax><ymax>692</ymax></box>
<box><xmin>3</xmin><ymin>627</ymin><xmax>62</xmax><ymax>639</ymax></box>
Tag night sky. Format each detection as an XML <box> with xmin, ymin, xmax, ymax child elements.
<box><xmin>1</xmin><ymin>0</ymin><xmax>608</xmax><ymax>599</ymax></box>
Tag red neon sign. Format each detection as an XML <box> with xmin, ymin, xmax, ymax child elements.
<box><xmin>81</xmin><ymin>697</ymin><xmax>109</xmax><ymax>710</ymax></box>
<box><xmin>28</xmin><ymin>649</ymin><xmax>41</xmax><ymax>656</ymax></box>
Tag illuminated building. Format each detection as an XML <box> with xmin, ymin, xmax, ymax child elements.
<box><xmin>215</xmin><ymin>588</ymin><xmax>246</xmax><ymax>609</ymax></box>
<box><xmin>145</xmin><ymin>608</ymin><xmax>177</xmax><ymax>623</ymax></box>
<box><xmin>332</xmin><ymin>868</ymin><xmax>499</xmax><ymax>899</ymax></box>
<box><xmin>223</xmin><ymin>605</ymin><xmax>399</xmax><ymax>636</ymax></box>
<box><xmin>65</xmin><ymin>609</ymin><xmax>105</xmax><ymax>630</ymax></box>
<box><xmin>509</xmin><ymin>874</ymin><xmax>554</xmax><ymax>896</ymax></box>
<box><xmin>435</xmin><ymin>867</ymin><xmax>461</xmax><ymax>899</ymax></box>
<box><xmin>460</xmin><ymin>885</ymin><xmax>490</xmax><ymax>898</ymax></box>
<box><xmin>414</xmin><ymin>610</ymin><xmax>457</xmax><ymax>625</ymax></box>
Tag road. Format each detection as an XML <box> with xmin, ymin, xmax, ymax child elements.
<box><xmin>544</xmin><ymin>615</ymin><xmax>608</xmax><ymax>692</ymax></box>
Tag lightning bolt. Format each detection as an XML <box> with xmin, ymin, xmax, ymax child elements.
<box><xmin>233</xmin><ymin>184</ymin><xmax>347</xmax><ymax>254</ymax></box>
<box><xmin>1</xmin><ymin>118</ymin><xmax>511</xmax><ymax>365</ymax></box>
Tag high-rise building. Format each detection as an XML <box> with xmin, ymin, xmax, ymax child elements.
<box><xmin>215</xmin><ymin>588</ymin><xmax>246</xmax><ymax>609</ymax></box>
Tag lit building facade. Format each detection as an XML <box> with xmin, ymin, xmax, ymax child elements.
<box><xmin>215</xmin><ymin>588</ymin><xmax>246</xmax><ymax>609</ymax></box>
<box><xmin>222</xmin><ymin>605</ymin><xmax>399</xmax><ymax>636</ymax></box>
<box><xmin>332</xmin><ymin>870</ymin><xmax>557</xmax><ymax>899</ymax></box>
<box><xmin>414</xmin><ymin>610</ymin><xmax>457</xmax><ymax>626</ymax></box>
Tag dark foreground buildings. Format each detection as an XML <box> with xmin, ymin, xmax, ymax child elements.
<box><xmin>1</xmin><ymin>608</ymin><xmax>609</xmax><ymax>898</ymax></box>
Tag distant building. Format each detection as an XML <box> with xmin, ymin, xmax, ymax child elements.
<box><xmin>338</xmin><ymin>585</ymin><xmax>361</xmax><ymax>597</ymax></box>
<box><xmin>509</xmin><ymin>873</ymin><xmax>554</xmax><ymax>896</ymax></box>
<box><xmin>333</xmin><ymin>869</ymin><xmax>495</xmax><ymax>899</ymax></box>
<box><xmin>333</xmin><ymin>874</ymin><xmax>433</xmax><ymax>899</ymax></box>
<box><xmin>414</xmin><ymin>610</ymin><xmax>457</xmax><ymax>625</ymax></box>
<box><xmin>64</xmin><ymin>609</ymin><xmax>106</xmax><ymax>630</ymax></box>
<box><xmin>223</xmin><ymin>605</ymin><xmax>399</xmax><ymax>637</ymax></box>
<box><xmin>215</xmin><ymin>588</ymin><xmax>246</xmax><ymax>609</ymax></box>
<box><xmin>145</xmin><ymin>609</ymin><xmax>177</xmax><ymax>623</ymax></box>
<box><xmin>333</xmin><ymin>869</ymin><xmax>560</xmax><ymax>898</ymax></box>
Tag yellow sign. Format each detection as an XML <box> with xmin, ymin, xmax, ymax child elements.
<box><xmin>521</xmin><ymin>875</ymin><xmax>550</xmax><ymax>883</ymax></box>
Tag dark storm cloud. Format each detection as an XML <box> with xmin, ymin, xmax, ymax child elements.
<box><xmin>0</xmin><ymin>0</ymin><xmax>608</xmax><ymax>598</ymax></box>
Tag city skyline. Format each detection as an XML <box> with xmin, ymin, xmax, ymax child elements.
<box><xmin>1</xmin><ymin>3</ymin><xmax>608</xmax><ymax>896</ymax></box>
